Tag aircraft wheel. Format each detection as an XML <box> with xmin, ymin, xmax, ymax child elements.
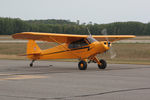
<box><xmin>78</xmin><ymin>61</ymin><xmax>87</xmax><ymax>70</ymax></box>
<box><xmin>98</xmin><ymin>59</ymin><xmax>107</xmax><ymax>69</ymax></box>
<box><xmin>30</xmin><ymin>60</ymin><xmax>35</xmax><ymax>67</ymax></box>
<box><xmin>30</xmin><ymin>63</ymin><xmax>33</xmax><ymax>67</ymax></box>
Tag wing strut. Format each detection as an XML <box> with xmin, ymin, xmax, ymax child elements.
<box><xmin>48</xmin><ymin>36</ymin><xmax>81</xmax><ymax>59</ymax></box>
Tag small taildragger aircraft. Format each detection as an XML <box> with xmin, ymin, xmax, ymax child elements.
<box><xmin>12</xmin><ymin>30</ymin><xmax>135</xmax><ymax>70</ymax></box>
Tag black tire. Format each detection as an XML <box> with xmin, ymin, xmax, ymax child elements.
<box><xmin>78</xmin><ymin>61</ymin><xmax>87</xmax><ymax>70</ymax></box>
<box><xmin>30</xmin><ymin>63</ymin><xmax>33</xmax><ymax>67</ymax></box>
<box><xmin>98</xmin><ymin>59</ymin><xmax>107</xmax><ymax>69</ymax></box>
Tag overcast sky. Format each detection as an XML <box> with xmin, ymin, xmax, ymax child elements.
<box><xmin>0</xmin><ymin>0</ymin><xmax>150</xmax><ymax>24</ymax></box>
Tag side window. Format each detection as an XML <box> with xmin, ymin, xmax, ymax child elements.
<box><xmin>68</xmin><ymin>39</ymin><xmax>88</xmax><ymax>49</ymax></box>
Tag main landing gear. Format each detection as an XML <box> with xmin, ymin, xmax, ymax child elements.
<box><xmin>78</xmin><ymin>58</ymin><xmax>107</xmax><ymax>70</ymax></box>
<box><xmin>78</xmin><ymin>60</ymin><xmax>87</xmax><ymax>70</ymax></box>
<box><xmin>98</xmin><ymin>59</ymin><xmax>107</xmax><ymax>69</ymax></box>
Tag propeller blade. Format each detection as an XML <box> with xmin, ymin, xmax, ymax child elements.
<box><xmin>101</xmin><ymin>28</ymin><xmax>109</xmax><ymax>42</ymax></box>
<box><xmin>101</xmin><ymin>28</ymin><xmax>117</xmax><ymax>59</ymax></box>
<box><xmin>87</xmin><ymin>27</ymin><xmax>92</xmax><ymax>37</ymax></box>
<box><xmin>109</xmin><ymin>47</ymin><xmax>117</xmax><ymax>59</ymax></box>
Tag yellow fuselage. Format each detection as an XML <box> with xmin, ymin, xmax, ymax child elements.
<box><xmin>27</xmin><ymin>41</ymin><xmax>109</xmax><ymax>60</ymax></box>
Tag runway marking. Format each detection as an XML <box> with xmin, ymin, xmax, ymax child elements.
<box><xmin>0</xmin><ymin>74</ymin><xmax>11</xmax><ymax>76</ymax></box>
<box><xmin>0</xmin><ymin>75</ymin><xmax>47</xmax><ymax>81</ymax></box>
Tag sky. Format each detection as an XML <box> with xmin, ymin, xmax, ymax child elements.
<box><xmin>0</xmin><ymin>0</ymin><xmax>150</xmax><ymax>24</ymax></box>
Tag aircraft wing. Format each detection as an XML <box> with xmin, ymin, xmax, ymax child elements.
<box><xmin>92</xmin><ymin>35</ymin><xmax>136</xmax><ymax>42</ymax></box>
<box><xmin>12</xmin><ymin>32</ymin><xmax>135</xmax><ymax>43</ymax></box>
<box><xmin>12</xmin><ymin>32</ymin><xmax>87</xmax><ymax>43</ymax></box>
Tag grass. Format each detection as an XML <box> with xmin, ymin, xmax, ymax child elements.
<box><xmin>0</xmin><ymin>35</ymin><xmax>13</xmax><ymax>40</ymax></box>
<box><xmin>97</xmin><ymin>43</ymin><xmax>150</xmax><ymax>64</ymax></box>
<box><xmin>0</xmin><ymin>54</ymin><xmax>26</xmax><ymax>60</ymax></box>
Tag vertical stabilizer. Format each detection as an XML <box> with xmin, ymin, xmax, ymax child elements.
<box><xmin>27</xmin><ymin>40</ymin><xmax>41</xmax><ymax>55</ymax></box>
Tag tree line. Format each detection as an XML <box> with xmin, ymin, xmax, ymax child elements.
<box><xmin>0</xmin><ymin>17</ymin><xmax>150</xmax><ymax>35</ymax></box>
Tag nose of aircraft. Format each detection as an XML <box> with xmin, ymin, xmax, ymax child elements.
<box><xmin>103</xmin><ymin>41</ymin><xmax>111</xmax><ymax>49</ymax></box>
<box><xmin>96</xmin><ymin>41</ymin><xmax>111</xmax><ymax>52</ymax></box>
<box><xmin>103</xmin><ymin>42</ymin><xmax>110</xmax><ymax>51</ymax></box>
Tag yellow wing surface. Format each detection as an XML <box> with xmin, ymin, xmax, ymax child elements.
<box><xmin>12</xmin><ymin>32</ymin><xmax>136</xmax><ymax>43</ymax></box>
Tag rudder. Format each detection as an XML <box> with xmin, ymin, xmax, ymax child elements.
<box><xmin>27</xmin><ymin>40</ymin><xmax>41</xmax><ymax>59</ymax></box>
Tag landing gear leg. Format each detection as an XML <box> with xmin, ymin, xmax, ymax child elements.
<box><xmin>30</xmin><ymin>60</ymin><xmax>35</xmax><ymax>67</ymax></box>
<box><xmin>90</xmin><ymin>56</ymin><xmax>107</xmax><ymax>69</ymax></box>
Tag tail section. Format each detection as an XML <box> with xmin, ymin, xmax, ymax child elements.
<box><xmin>27</xmin><ymin>40</ymin><xmax>41</xmax><ymax>59</ymax></box>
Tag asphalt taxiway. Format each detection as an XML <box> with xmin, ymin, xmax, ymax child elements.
<box><xmin>0</xmin><ymin>60</ymin><xmax>150</xmax><ymax>100</ymax></box>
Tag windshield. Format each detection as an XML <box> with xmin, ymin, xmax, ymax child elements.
<box><xmin>87</xmin><ymin>36</ymin><xmax>97</xmax><ymax>43</ymax></box>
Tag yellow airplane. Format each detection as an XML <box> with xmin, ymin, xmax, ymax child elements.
<box><xmin>12</xmin><ymin>32</ymin><xmax>135</xmax><ymax>70</ymax></box>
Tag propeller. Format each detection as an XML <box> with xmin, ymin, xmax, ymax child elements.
<box><xmin>101</xmin><ymin>29</ymin><xmax>109</xmax><ymax>42</ymax></box>
<box><xmin>101</xmin><ymin>29</ymin><xmax>116</xmax><ymax>59</ymax></box>
<box><xmin>87</xmin><ymin>27</ymin><xmax>92</xmax><ymax>37</ymax></box>
<box><xmin>86</xmin><ymin>28</ymin><xmax>116</xmax><ymax>59</ymax></box>
<box><xmin>109</xmin><ymin>46</ymin><xmax>116</xmax><ymax>59</ymax></box>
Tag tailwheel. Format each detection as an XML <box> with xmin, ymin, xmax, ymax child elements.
<box><xmin>30</xmin><ymin>63</ymin><xmax>33</xmax><ymax>67</ymax></box>
<box><xmin>98</xmin><ymin>59</ymin><xmax>107</xmax><ymax>69</ymax></box>
<box><xmin>30</xmin><ymin>60</ymin><xmax>35</xmax><ymax>67</ymax></box>
<box><xmin>78</xmin><ymin>61</ymin><xmax>87</xmax><ymax>70</ymax></box>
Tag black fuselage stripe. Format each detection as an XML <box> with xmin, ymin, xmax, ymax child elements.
<box><xmin>41</xmin><ymin>46</ymin><xmax>90</xmax><ymax>56</ymax></box>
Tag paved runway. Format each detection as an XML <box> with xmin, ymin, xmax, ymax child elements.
<box><xmin>0</xmin><ymin>60</ymin><xmax>150</xmax><ymax>100</ymax></box>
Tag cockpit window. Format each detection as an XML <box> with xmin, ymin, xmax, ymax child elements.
<box><xmin>68</xmin><ymin>38</ymin><xmax>88</xmax><ymax>49</ymax></box>
<box><xmin>87</xmin><ymin>36</ymin><xmax>97</xmax><ymax>43</ymax></box>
